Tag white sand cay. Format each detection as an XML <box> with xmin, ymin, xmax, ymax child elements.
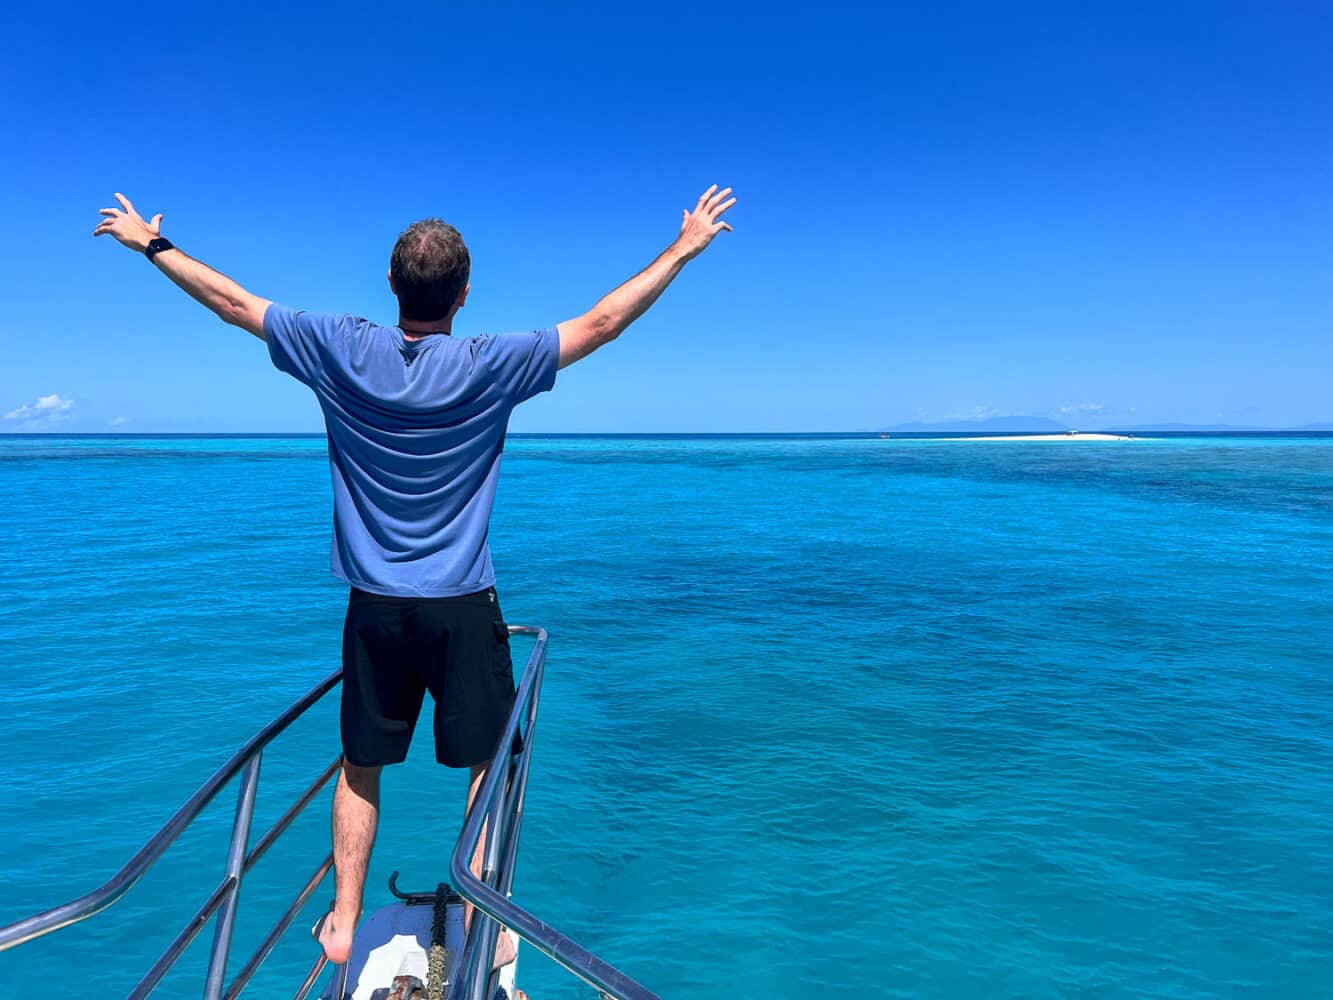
<box><xmin>934</xmin><ymin>432</ymin><xmax>1134</xmax><ymax>442</ymax></box>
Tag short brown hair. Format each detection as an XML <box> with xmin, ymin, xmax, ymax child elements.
<box><xmin>390</xmin><ymin>219</ymin><xmax>471</xmax><ymax>322</ymax></box>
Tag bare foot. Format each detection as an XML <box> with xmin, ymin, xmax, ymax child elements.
<box><xmin>492</xmin><ymin>928</ymin><xmax>517</xmax><ymax>969</ymax></box>
<box><xmin>315</xmin><ymin>905</ymin><xmax>359</xmax><ymax>965</ymax></box>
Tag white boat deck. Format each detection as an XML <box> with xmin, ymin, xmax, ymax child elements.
<box><xmin>321</xmin><ymin>900</ymin><xmax>518</xmax><ymax>1000</ymax></box>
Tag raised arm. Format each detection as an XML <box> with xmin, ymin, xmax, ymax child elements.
<box><xmin>557</xmin><ymin>184</ymin><xmax>736</xmax><ymax>369</ymax></box>
<box><xmin>93</xmin><ymin>193</ymin><xmax>271</xmax><ymax>340</ymax></box>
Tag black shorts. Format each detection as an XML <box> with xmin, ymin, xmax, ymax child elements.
<box><xmin>340</xmin><ymin>585</ymin><xmax>515</xmax><ymax>768</ymax></box>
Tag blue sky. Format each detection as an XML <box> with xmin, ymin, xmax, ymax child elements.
<box><xmin>3</xmin><ymin>1</ymin><xmax>1330</xmax><ymax>432</ymax></box>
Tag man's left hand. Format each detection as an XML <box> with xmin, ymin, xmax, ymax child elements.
<box><xmin>93</xmin><ymin>193</ymin><xmax>164</xmax><ymax>253</ymax></box>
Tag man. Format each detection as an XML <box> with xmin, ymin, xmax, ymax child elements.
<box><xmin>93</xmin><ymin>184</ymin><xmax>736</xmax><ymax>968</ymax></box>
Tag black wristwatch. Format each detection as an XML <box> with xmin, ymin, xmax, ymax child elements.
<box><xmin>145</xmin><ymin>237</ymin><xmax>175</xmax><ymax>262</ymax></box>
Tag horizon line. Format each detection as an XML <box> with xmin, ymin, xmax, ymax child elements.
<box><xmin>4</xmin><ymin>428</ymin><xmax>1333</xmax><ymax>439</ymax></box>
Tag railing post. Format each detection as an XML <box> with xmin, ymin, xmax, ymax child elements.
<box><xmin>331</xmin><ymin>958</ymin><xmax>350</xmax><ymax>1000</ymax></box>
<box><xmin>482</xmin><ymin>766</ymin><xmax>508</xmax><ymax>886</ymax></box>
<box><xmin>467</xmin><ymin>791</ymin><xmax>501</xmax><ymax>1000</ymax></box>
<box><xmin>204</xmin><ymin>751</ymin><xmax>263</xmax><ymax>1000</ymax></box>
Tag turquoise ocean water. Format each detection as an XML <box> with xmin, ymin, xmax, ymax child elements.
<box><xmin>1</xmin><ymin>433</ymin><xmax>1331</xmax><ymax>998</ymax></box>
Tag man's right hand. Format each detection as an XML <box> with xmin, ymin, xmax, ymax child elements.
<box><xmin>675</xmin><ymin>185</ymin><xmax>737</xmax><ymax>259</ymax></box>
<box><xmin>557</xmin><ymin>183</ymin><xmax>737</xmax><ymax>369</ymax></box>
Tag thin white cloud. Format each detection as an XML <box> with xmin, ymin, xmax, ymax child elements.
<box><xmin>1057</xmin><ymin>403</ymin><xmax>1106</xmax><ymax>416</ymax></box>
<box><xmin>4</xmin><ymin>393</ymin><xmax>75</xmax><ymax>423</ymax></box>
<box><xmin>109</xmin><ymin>416</ymin><xmax>129</xmax><ymax>427</ymax></box>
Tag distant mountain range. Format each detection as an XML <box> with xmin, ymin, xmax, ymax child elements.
<box><xmin>882</xmin><ymin>417</ymin><xmax>1333</xmax><ymax>433</ymax></box>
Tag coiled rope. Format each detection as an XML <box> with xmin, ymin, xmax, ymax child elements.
<box><xmin>426</xmin><ymin>883</ymin><xmax>451</xmax><ymax>1000</ymax></box>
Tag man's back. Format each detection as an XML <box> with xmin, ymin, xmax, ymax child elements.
<box><xmin>265</xmin><ymin>304</ymin><xmax>558</xmax><ymax>598</ymax></box>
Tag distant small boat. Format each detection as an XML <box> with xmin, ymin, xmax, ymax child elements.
<box><xmin>879</xmin><ymin>433</ymin><xmax>891</xmax><ymax>439</ymax></box>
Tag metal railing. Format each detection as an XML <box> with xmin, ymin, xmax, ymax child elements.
<box><xmin>449</xmin><ymin>627</ymin><xmax>660</xmax><ymax>1000</ymax></box>
<box><xmin>0</xmin><ymin>627</ymin><xmax>660</xmax><ymax>1000</ymax></box>
<box><xmin>0</xmin><ymin>667</ymin><xmax>345</xmax><ymax>999</ymax></box>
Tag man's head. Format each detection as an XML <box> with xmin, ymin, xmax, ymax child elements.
<box><xmin>388</xmin><ymin>219</ymin><xmax>471</xmax><ymax>323</ymax></box>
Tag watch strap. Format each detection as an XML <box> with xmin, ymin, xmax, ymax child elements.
<box><xmin>145</xmin><ymin>237</ymin><xmax>175</xmax><ymax>261</ymax></box>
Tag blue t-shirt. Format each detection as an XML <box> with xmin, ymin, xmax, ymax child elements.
<box><xmin>265</xmin><ymin>304</ymin><xmax>558</xmax><ymax>597</ymax></box>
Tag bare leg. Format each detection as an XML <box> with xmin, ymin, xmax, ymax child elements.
<box><xmin>319</xmin><ymin>759</ymin><xmax>381</xmax><ymax>965</ymax></box>
<box><xmin>465</xmin><ymin>760</ymin><xmax>516</xmax><ymax>969</ymax></box>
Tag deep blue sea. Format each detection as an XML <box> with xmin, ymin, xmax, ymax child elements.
<box><xmin>2</xmin><ymin>433</ymin><xmax>1331</xmax><ymax>998</ymax></box>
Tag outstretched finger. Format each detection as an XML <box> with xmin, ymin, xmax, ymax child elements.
<box><xmin>114</xmin><ymin>192</ymin><xmax>136</xmax><ymax>216</ymax></box>
<box><xmin>711</xmin><ymin>196</ymin><xmax>737</xmax><ymax>217</ymax></box>
<box><xmin>712</xmin><ymin>221</ymin><xmax>733</xmax><ymax>234</ymax></box>
<box><xmin>98</xmin><ymin>208</ymin><xmax>122</xmax><ymax>218</ymax></box>
<box><xmin>706</xmin><ymin>187</ymin><xmax>733</xmax><ymax>210</ymax></box>
<box><xmin>696</xmin><ymin>184</ymin><xmax>718</xmax><ymax>209</ymax></box>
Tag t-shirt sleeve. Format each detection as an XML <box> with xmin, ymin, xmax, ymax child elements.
<box><xmin>265</xmin><ymin>303</ymin><xmax>345</xmax><ymax>386</ymax></box>
<box><xmin>480</xmin><ymin>328</ymin><xmax>560</xmax><ymax>404</ymax></box>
